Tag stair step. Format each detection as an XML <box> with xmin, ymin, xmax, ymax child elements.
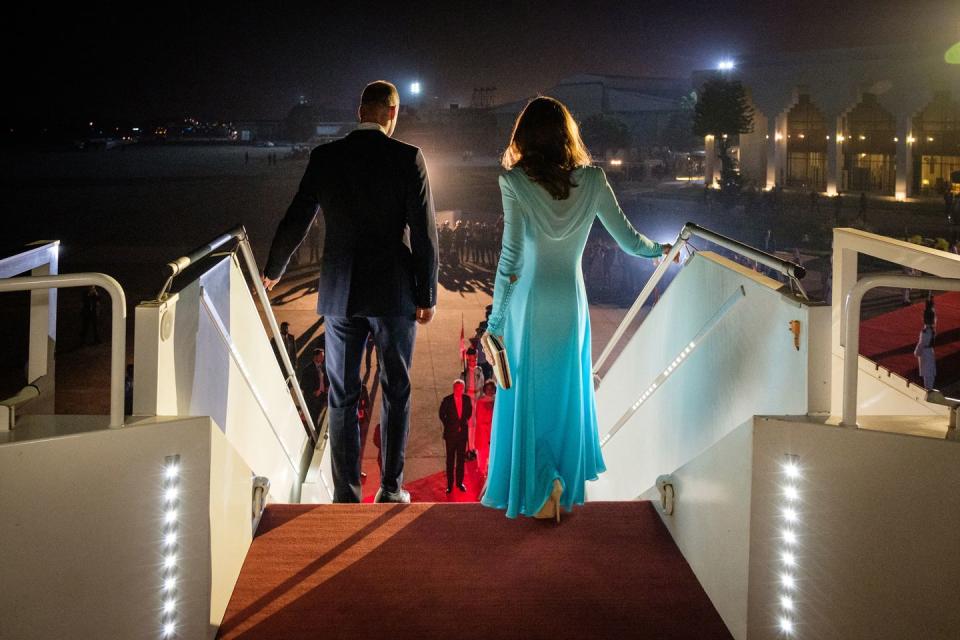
<box><xmin>218</xmin><ymin>501</ymin><xmax>731</xmax><ymax>639</ymax></box>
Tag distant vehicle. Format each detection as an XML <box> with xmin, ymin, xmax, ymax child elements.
<box><xmin>256</xmin><ymin>141</ymin><xmax>276</xmax><ymax>147</ymax></box>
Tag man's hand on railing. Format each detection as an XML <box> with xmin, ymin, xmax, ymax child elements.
<box><xmin>416</xmin><ymin>306</ymin><xmax>435</xmax><ymax>325</ymax></box>
<box><xmin>262</xmin><ymin>275</ymin><xmax>280</xmax><ymax>291</ymax></box>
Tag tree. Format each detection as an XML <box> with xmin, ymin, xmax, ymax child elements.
<box><xmin>283</xmin><ymin>101</ymin><xmax>318</xmax><ymax>142</ymax></box>
<box><xmin>693</xmin><ymin>78</ymin><xmax>754</xmax><ymax>202</ymax></box>
<box><xmin>580</xmin><ymin>114</ymin><xmax>632</xmax><ymax>156</ymax></box>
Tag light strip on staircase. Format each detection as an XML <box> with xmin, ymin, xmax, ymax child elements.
<box><xmin>599</xmin><ymin>286</ymin><xmax>746</xmax><ymax>448</ymax></box>
<box><xmin>776</xmin><ymin>454</ymin><xmax>802</xmax><ymax>636</ymax></box>
<box><xmin>161</xmin><ymin>455</ymin><xmax>180</xmax><ymax>638</ymax></box>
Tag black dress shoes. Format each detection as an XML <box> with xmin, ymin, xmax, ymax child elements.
<box><xmin>374</xmin><ymin>487</ymin><xmax>411</xmax><ymax>503</ymax></box>
<box><xmin>457</xmin><ymin>483</ymin><xmax>467</xmax><ymax>492</ymax></box>
<box><xmin>446</xmin><ymin>486</ymin><xmax>453</xmax><ymax>494</ymax></box>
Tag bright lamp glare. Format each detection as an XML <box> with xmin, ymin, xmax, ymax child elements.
<box><xmin>164</xmin><ymin>509</ymin><xmax>178</xmax><ymax>524</ymax></box>
<box><xmin>780</xmin><ymin>595</ymin><xmax>794</xmax><ymax>611</ymax></box>
<box><xmin>410</xmin><ymin>82</ymin><xmax>421</xmax><ymax>95</ymax></box>
<box><xmin>164</xmin><ymin>577</ymin><xmax>176</xmax><ymax>591</ymax></box>
<box><xmin>781</xmin><ymin>573</ymin><xmax>795</xmax><ymax>589</ymax></box>
<box><xmin>718</xmin><ymin>60</ymin><xmax>735</xmax><ymax>71</ymax></box>
<box><xmin>782</xmin><ymin>551</ymin><xmax>796</xmax><ymax>566</ymax></box>
<box><xmin>163</xmin><ymin>554</ymin><xmax>177</xmax><ymax>569</ymax></box>
<box><xmin>782</xmin><ymin>507</ymin><xmax>798</xmax><ymax>523</ymax></box>
<box><xmin>164</xmin><ymin>532</ymin><xmax>177</xmax><ymax>547</ymax></box>
<box><xmin>165</xmin><ymin>465</ymin><xmax>179</xmax><ymax>480</ymax></box>
<box><xmin>164</xmin><ymin>487</ymin><xmax>178</xmax><ymax>502</ymax></box>
<box><xmin>163</xmin><ymin>599</ymin><xmax>175</xmax><ymax>614</ymax></box>
<box><xmin>783</xmin><ymin>462</ymin><xmax>800</xmax><ymax>478</ymax></box>
<box><xmin>782</xmin><ymin>528</ymin><xmax>797</xmax><ymax>544</ymax></box>
<box><xmin>779</xmin><ymin>617</ymin><xmax>794</xmax><ymax>634</ymax></box>
<box><xmin>783</xmin><ymin>485</ymin><xmax>799</xmax><ymax>501</ymax></box>
<box><xmin>163</xmin><ymin>622</ymin><xmax>175</xmax><ymax>637</ymax></box>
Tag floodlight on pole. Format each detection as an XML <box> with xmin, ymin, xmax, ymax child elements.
<box><xmin>410</xmin><ymin>82</ymin><xmax>421</xmax><ymax>95</ymax></box>
<box><xmin>946</xmin><ymin>41</ymin><xmax>960</xmax><ymax>65</ymax></box>
<box><xmin>717</xmin><ymin>60</ymin><xmax>735</xmax><ymax>71</ymax></box>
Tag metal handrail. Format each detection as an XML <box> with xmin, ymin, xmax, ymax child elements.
<box><xmin>157</xmin><ymin>226</ymin><xmax>319</xmax><ymax>445</ymax></box>
<box><xmin>593</xmin><ymin>221</ymin><xmax>806</xmax><ymax>379</ymax></box>
<box><xmin>0</xmin><ymin>273</ymin><xmax>127</xmax><ymax>428</ymax></box>
<box><xmin>157</xmin><ymin>225</ymin><xmax>244</xmax><ymax>301</ymax></box>
<box><xmin>841</xmin><ymin>274</ymin><xmax>960</xmax><ymax>427</ymax></box>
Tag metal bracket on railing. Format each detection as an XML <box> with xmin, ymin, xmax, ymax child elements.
<box><xmin>251</xmin><ymin>475</ymin><xmax>271</xmax><ymax>535</ymax></box>
<box><xmin>0</xmin><ymin>384</ymin><xmax>39</xmax><ymax>430</ymax></box>
<box><xmin>156</xmin><ymin>226</ymin><xmax>245</xmax><ymax>301</ymax></box>
<box><xmin>925</xmin><ymin>390</ymin><xmax>960</xmax><ymax>441</ymax></box>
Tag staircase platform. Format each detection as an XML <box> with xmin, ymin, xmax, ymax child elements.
<box><xmin>218</xmin><ymin>501</ymin><xmax>731</xmax><ymax>639</ymax></box>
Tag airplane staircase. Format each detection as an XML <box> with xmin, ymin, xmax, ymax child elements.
<box><xmin>4</xmin><ymin>225</ymin><xmax>960</xmax><ymax>640</ymax></box>
<box><xmin>216</xmin><ymin>501</ymin><xmax>732</xmax><ymax>640</ymax></box>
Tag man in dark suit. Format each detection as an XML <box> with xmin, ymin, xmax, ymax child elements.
<box><xmin>299</xmin><ymin>347</ymin><xmax>328</xmax><ymax>424</ymax></box>
<box><xmin>262</xmin><ymin>80</ymin><xmax>438</xmax><ymax>503</ymax></box>
<box><xmin>439</xmin><ymin>380</ymin><xmax>472</xmax><ymax>494</ymax></box>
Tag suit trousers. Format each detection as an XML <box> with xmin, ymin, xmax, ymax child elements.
<box><xmin>324</xmin><ymin>314</ymin><xmax>416</xmax><ymax>502</ymax></box>
<box><xmin>445</xmin><ymin>436</ymin><xmax>467</xmax><ymax>488</ymax></box>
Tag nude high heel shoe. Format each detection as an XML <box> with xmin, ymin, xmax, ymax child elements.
<box><xmin>534</xmin><ymin>479</ymin><xmax>563</xmax><ymax>524</ymax></box>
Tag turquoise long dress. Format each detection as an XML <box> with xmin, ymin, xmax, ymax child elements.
<box><xmin>481</xmin><ymin>166</ymin><xmax>662</xmax><ymax>518</ymax></box>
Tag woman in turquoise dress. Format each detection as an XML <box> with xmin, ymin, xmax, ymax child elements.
<box><xmin>481</xmin><ymin>97</ymin><xmax>669</xmax><ymax>521</ymax></box>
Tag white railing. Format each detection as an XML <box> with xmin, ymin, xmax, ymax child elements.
<box><xmin>831</xmin><ymin>228</ymin><xmax>960</xmax><ymax>420</ymax></box>
<box><xmin>0</xmin><ymin>273</ymin><xmax>127</xmax><ymax>427</ymax></box>
<box><xmin>0</xmin><ymin>241</ymin><xmax>59</xmax><ymax>390</ymax></box>
<box><xmin>593</xmin><ymin>222</ymin><xmax>806</xmax><ymax>379</ymax></box>
<box><xmin>841</xmin><ymin>274</ymin><xmax>960</xmax><ymax>426</ymax></box>
<box><xmin>156</xmin><ymin>226</ymin><xmax>319</xmax><ymax>445</ymax></box>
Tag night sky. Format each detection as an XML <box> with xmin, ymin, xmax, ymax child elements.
<box><xmin>4</xmin><ymin>0</ymin><xmax>958</xmax><ymax>124</ymax></box>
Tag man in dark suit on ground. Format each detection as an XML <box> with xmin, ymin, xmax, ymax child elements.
<box><xmin>263</xmin><ymin>80</ymin><xmax>438</xmax><ymax>503</ymax></box>
<box><xmin>300</xmin><ymin>347</ymin><xmax>328</xmax><ymax>424</ymax></box>
<box><xmin>439</xmin><ymin>380</ymin><xmax>472</xmax><ymax>494</ymax></box>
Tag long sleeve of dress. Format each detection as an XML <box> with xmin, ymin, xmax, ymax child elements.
<box><xmin>487</xmin><ymin>173</ymin><xmax>524</xmax><ymax>335</ymax></box>
<box><xmin>594</xmin><ymin>168</ymin><xmax>662</xmax><ymax>258</ymax></box>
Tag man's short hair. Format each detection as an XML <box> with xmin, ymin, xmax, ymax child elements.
<box><xmin>466</xmin><ymin>347</ymin><xmax>477</xmax><ymax>356</ymax></box>
<box><xmin>314</xmin><ymin>347</ymin><xmax>324</xmax><ymax>354</ymax></box>
<box><xmin>360</xmin><ymin>81</ymin><xmax>399</xmax><ymax>108</ymax></box>
<box><xmin>453</xmin><ymin>379</ymin><xmax>465</xmax><ymax>386</ymax></box>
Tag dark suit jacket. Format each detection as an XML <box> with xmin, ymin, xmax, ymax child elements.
<box><xmin>300</xmin><ymin>362</ymin><xmax>328</xmax><ymax>398</ymax></box>
<box><xmin>265</xmin><ymin>128</ymin><xmax>439</xmax><ymax>317</ymax></box>
<box><xmin>439</xmin><ymin>394</ymin><xmax>472</xmax><ymax>442</ymax></box>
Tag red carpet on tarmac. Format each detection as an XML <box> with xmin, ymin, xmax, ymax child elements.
<box><xmin>860</xmin><ymin>292</ymin><xmax>960</xmax><ymax>387</ymax></box>
<box><xmin>218</xmin><ymin>501</ymin><xmax>732</xmax><ymax>640</ymax></box>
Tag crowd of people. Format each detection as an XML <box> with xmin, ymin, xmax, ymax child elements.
<box><xmin>437</xmin><ymin>219</ymin><xmax>502</xmax><ymax>267</ymax></box>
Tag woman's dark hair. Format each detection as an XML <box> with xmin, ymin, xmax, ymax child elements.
<box><xmin>502</xmin><ymin>96</ymin><xmax>591</xmax><ymax>200</ymax></box>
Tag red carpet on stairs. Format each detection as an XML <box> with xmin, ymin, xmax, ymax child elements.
<box><xmin>860</xmin><ymin>292</ymin><xmax>960</xmax><ymax>388</ymax></box>
<box><xmin>218</xmin><ymin>501</ymin><xmax>732</xmax><ymax>640</ymax></box>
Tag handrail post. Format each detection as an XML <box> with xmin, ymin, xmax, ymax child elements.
<box><xmin>592</xmin><ymin>221</ymin><xmax>806</xmax><ymax>383</ymax></box>
<box><xmin>0</xmin><ymin>273</ymin><xmax>126</xmax><ymax>428</ymax></box>
<box><xmin>592</xmin><ymin>229</ymin><xmax>687</xmax><ymax>377</ymax></box>
<box><xmin>841</xmin><ymin>274</ymin><xmax>960</xmax><ymax>427</ymax></box>
<box><xmin>155</xmin><ymin>225</ymin><xmax>320</xmax><ymax>445</ymax></box>
<box><xmin>235</xmin><ymin>230</ymin><xmax>319</xmax><ymax>444</ymax></box>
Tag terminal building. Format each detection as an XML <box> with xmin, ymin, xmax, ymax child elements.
<box><xmin>693</xmin><ymin>43</ymin><xmax>960</xmax><ymax>198</ymax></box>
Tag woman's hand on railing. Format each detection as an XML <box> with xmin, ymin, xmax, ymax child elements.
<box><xmin>660</xmin><ymin>244</ymin><xmax>681</xmax><ymax>264</ymax></box>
